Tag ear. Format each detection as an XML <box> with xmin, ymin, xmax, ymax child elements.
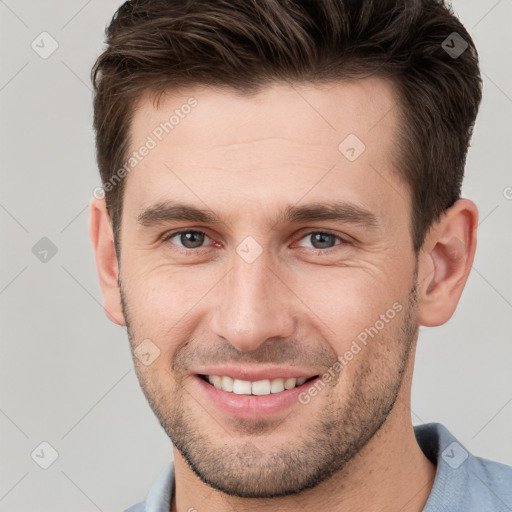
<box><xmin>417</xmin><ymin>199</ymin><xmax>478</xmax><ymax>327</ymax></box>
<box><xmin>89</xmin><ymin>197</ymin><xmax>126</xmax><ymax>326</ymax></box>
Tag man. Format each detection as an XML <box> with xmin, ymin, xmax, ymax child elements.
<box><xmin>89</xmin><ymin>1</ymin><xmax>511</xmax><ymax>511</ymax></box>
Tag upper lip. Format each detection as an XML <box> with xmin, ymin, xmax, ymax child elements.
<box><xmin>194</xmin><ymin>366</ymin><xmax>320</xmax><ymax>382</ymax></box>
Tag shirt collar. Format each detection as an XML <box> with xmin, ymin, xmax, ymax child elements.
<box><xmin>144</xmin><ymin>461</ymin><xmax>175</xmax><ymax>512</ymax></box>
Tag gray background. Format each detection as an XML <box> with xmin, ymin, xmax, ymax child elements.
<box><xmin>1</xmin><ymin>1</ymin><xmax>511</xmax><ymax>510</ymax></box>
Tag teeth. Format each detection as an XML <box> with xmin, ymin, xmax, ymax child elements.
<box><xmin>221</xmin><ymin>376</ymin><xmax>234</xmax><ymax>392</ymax></box>
<box><xmin>284</xmin><ymin>378</ymin><xmax>297</xmax><ymax>389</ymax></box>
<box><xmin>210</xmin><ymin>375</ymin><xmax>222</xmax><ymax>389</ymax></box>
<box><xmin>233</xmin><ymin>379</ymin><xmax>252</xmax><ymax>395</ymax></box>
<box><xmin>205</xmin><ymin>375</ymin><xmax>311</xmax><ymax>395</ymax></box>
<box><xmin>270</xmin><ymin>378</ymin><xmax>285</xmax><ymax>393</ymax></box>
<box><xmin>252</xmin><ymin>380</ymin><xmax>271</xmax><ymax>395</ymax></box>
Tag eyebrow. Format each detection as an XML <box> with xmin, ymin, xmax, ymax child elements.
<box><xmin>136</xmin><ymin>200</ymin><xmax>379</xmax><ymax>230</ymax></box>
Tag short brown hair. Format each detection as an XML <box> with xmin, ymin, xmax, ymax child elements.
<box><xmin>92</xmin><ymin>0</ymin><xmax>482</xmax><ymax>256</ymax></box>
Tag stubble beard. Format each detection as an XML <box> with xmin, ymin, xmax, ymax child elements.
<box><xmin>120</xmin><ymin>278</ymin><xmax>419</xmax><ymax>498</ymax></box>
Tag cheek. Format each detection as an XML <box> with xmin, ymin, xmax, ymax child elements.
<box><xmin>123</xmin><ymin>266</ymin><xmax>215</xmax><ymax>353</ymax></box>
<box><xmin>126</xmin><ymin>260</ymin><xmax>204</xmax><ymax>311</ymax></box>
<box><xmin>289</xmin><ymin>266</ymin><xmax>404</xmax><ymax>352</ymax></box>
<box><xmin>123</xmin><ymin>250</ymin><xmax>411</xmax><ymax>363</ymax></box>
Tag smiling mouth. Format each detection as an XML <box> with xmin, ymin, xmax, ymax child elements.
<box><xmin>198</xmin><ymin>374</ymin><xmax>319</xmax><ymax>396</ymax></box>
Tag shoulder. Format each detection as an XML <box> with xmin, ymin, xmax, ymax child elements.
<box><xmin>415</xmin><ymin>422</ymin><xmax>512</xmax><ymax>511</ymax></box>
<box><xmin>464</xmin><ymin>454</ymin><xmax>512</xmax><ymax>505</ymax></box>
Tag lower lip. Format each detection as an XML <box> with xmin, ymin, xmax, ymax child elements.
<box><xmin>193</xmin><ymin>375</ymin><xmax>319</xmax><ymax>419</ymax></box>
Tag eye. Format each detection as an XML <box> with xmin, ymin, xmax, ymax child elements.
<box><xmin>161</xmin><ymin>229</ymin><xmax>348</xmax><ymax>253</ymax></box>
<box><xmin>296</xmin><ymin>231</ymin><xmax>345</xmax><ymax>250</ymax></box>
<box><xmin>163</xmin><ymin>230</ymin><xmax>212</xmax><ymax>249</ymax></box>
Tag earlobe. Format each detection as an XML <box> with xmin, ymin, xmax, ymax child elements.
<box><xmin>89</xmin><ymin>197</ymin><xmax>126</xmax><ymax>326</ymax></box>
<box><xmin>417</xmin><ymin>199</ymin><xmax>478</xmax><ymax>327</ymax></box>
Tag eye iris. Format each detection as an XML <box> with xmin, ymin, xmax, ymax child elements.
<box><xmin>311</xmin><ymin>233</ymin><xmax>336</xmax><ymax>249</ymax></box>
<box><xmin>181</xmin><ymin>231</ymin><xmax>204</xmax><ymax>248</ymax></box>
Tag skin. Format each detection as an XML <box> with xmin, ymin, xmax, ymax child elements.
<box><xmin>90</xmin><ymin>78</ymin><xmax>478</xmax><ymax>512</ymax></box>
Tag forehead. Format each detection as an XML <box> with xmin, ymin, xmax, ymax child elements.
<box><xmin>131</xmin><ymin>78</ymin><xmax>398</xmax><ymax>149</ymax></box>
<box><xmin>124</xmin><ymin>78</ymin><xmax>408</xmax><ymax>227</ymax></box>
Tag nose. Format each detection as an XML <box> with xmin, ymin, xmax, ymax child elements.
<box><xmin>209</xmin><ymin>252</ymin><xmax>297</xmax><ymax>352</ymax></box>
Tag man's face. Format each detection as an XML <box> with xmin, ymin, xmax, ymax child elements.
<box><xmin>118</xmin><ymin>79</ymin><xmax>419</xmax><ymax>497</ymax></box>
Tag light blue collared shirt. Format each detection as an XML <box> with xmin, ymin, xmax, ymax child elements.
<box><xmin>124</xmin><ymin>423</ymin><xmax>512</xmax><ymax>511</ymax></box>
